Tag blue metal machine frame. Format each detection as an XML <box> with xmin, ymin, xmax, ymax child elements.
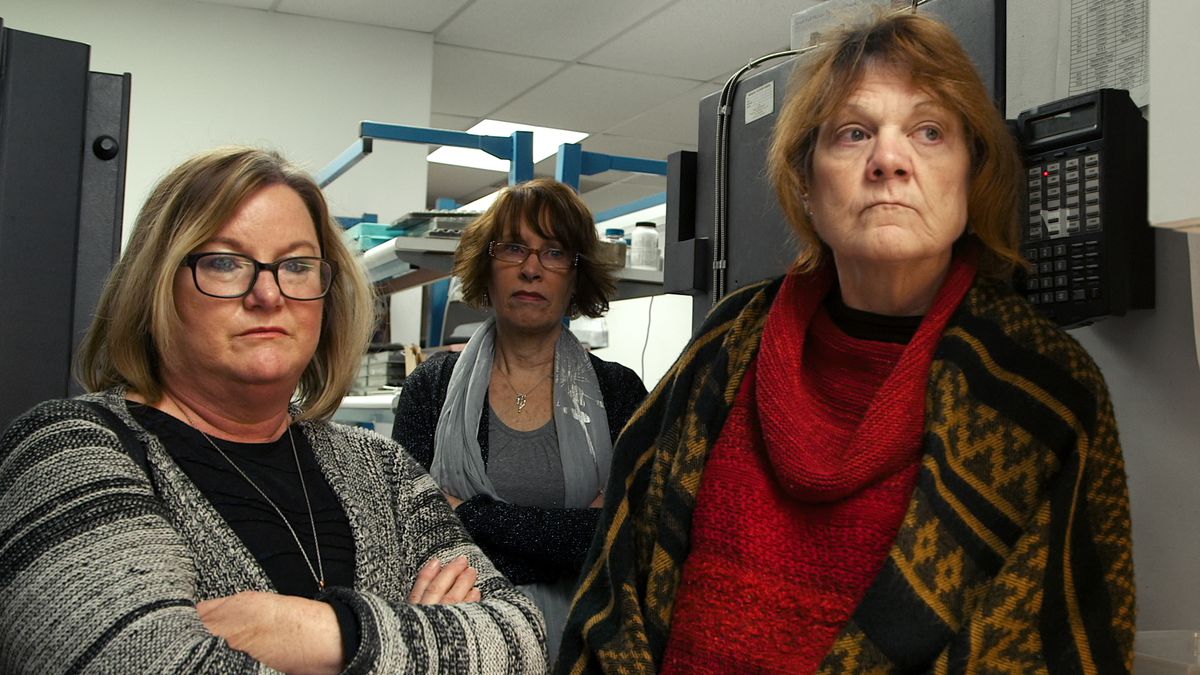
<box><xmin>316</xmin><ymin>121</ymin><xmax>535</xmax><ymax>188</ymax></box>
<box><xmin>554</xmin><ymin>142</ymin><xmax>668</xmax><ymax>191</ymax></box>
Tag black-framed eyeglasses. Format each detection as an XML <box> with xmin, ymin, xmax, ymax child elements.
<box><xmin>181</xmin><ymin>252</ymin><xmax>337</xmax><ymax>300</ymax></box>
<box><xmin>488</xmin><ymin>241</ymin><xmax>578</xmax><ymax>270</ymax></box>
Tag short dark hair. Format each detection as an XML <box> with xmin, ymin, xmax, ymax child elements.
<box><xmin>453</xmin><ymin>178</ymin><xmax>617</xmax><ymax>318</ymax></box>
<box><xmin>768</xmin><ymin>11</ymin><xmax>1023</xmax><ymax>278</ymax></box>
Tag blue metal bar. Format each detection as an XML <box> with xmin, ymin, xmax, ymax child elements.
<box><xmin>555</xmin><ymin>143</ymin><xmax>583</xmax><ymax>190</ymax></box>
<box><xmin>594</xmin><ymin>191</ymin><xmax>667</xmax><ymax>223</ymax></box>
<box><xmin>316</xmin><ymin>137</ymin><xmax>373</xmax><ymax>188</ymax></box>
<box><xmin>580</xmin><ymin>151</ymin><xmax>668</xmax><ymax>178</ymax></box>
<box><xmin>509</xmin><ymin>131</ymin><xmax>534</xmax><ymax>184</ymax></box>
<box><xmin>354</xmin><ymin>121</ymin><xmax>533</xmax><ymax>186</ymax></box>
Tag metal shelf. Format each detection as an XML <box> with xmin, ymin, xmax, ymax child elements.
<box><xmin>361</xmin><ymin>235</ymin><xmax>663</xmax><ymax>300</ymax></box>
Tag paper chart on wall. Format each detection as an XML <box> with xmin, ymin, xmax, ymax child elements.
<box><xmin>1056</xmin><ymin>0</ymin><xmax>1148</xmax><ymax>107</ymax></box>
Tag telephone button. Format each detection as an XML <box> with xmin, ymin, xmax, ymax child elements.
<box><xmin>1055</xmin><ymin>274</ymin><xmax>1068</xmax><ymax>287</ymax></box>
<box><xmin>1053</xmin><ymin>244</ymin><xmax>1067</xmax><ymax>256</ymax></box>
<box><xmin>1047</xmin><ymin>162</ymin><xmax>1061</xmax><ymax>173</ymax></box>
<box><xmin>1039</xmin><ymin>261</ymin><xmax>1053</xmax><ymax>274</ymax></box>
<box><xmin>1084</xmin><ymin>154</ymin><xmax>1099</xmax><ymax>166</ymax></box>
<box><xmin>1066</xmin><ymin>195</ymin><xmax>1080</xmax><ymax>207</ymax></box>
<box><xmin>1028</xmin><ymin>166</ymin><xmax>1042</xmax><ymax>177</ymax></box>
<box><xmin>1047</xmin><ymin>175</ymin><xmax>1060</xmax><ymax>186</ymax></box>
<box><xmin>1066</xmin><ymin>170</ymin><xmax>1079</xmax><ymax>182</ymax></box>
<box><xmin>1042</xmin><ymin>292</ymin><xmax>1055</xmax><ymax>304</ymax></box>
<box><xmin>1055</xmin><ymin>290</ymin><xmax>1069</xmax><ymax>302</ymax></box>
<box><xmin>1040</xmin><ymin>246</ymin><xmax>1053</xmax><ymax>258</ymax></box>
<box><xmin>1084</xmin><ymin>166</ymin><xmax>1100</xmax><ymax>179</ymax></box>
<box><xmin>1071</xmin><ymin>289</ymin><xmax>1087</xmax><ymax>301</ymax></box>
<box><xmin>1028</xmin><ymin>293</ymin><xmax>1040</xmax><ymax>304</ymax></box>
<box><xmin>1085</xmin><ymin>217</ymin><xmax>1102</xmax><ymax>231</ymax></box>
<box><xmin>1026</xmin><ymin>277</ymin><xmax>1039</xmax><ymax>291</ymax></box>
<box><xmin>1066</xmin><ymin>158</ymin><xmax>1080</xmax><ymax>170</ymax></box>
<box><xmin>1054</xmin><ymin>260</ymin><xmax>1069</xmax><ymax>272</ymax></box>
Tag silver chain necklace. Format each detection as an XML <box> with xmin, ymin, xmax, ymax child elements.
<box><xmin>177</xmin><ymin>404</ymin><xmax>325</xmax><ymax>592</ymax></box>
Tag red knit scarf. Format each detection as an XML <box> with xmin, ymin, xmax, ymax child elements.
<box><xmin>662</xmin><ymin>256</ymin><xmax>976</xmax><ymax>674</ymax></box>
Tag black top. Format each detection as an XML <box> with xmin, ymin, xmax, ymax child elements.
<box><xmin>825</xmin><ymin>287</ymin><xmax>922</xmax><ymax>344</ymax></box>
<box><xmin>129</xmin><ymin>405</ymin><xmax>360</xmax><ymax>657</ymax></box>
<box><xmin>392</xmin><ymin>351</ymin><xmax>647</xmax><ymax>585</ymax></box>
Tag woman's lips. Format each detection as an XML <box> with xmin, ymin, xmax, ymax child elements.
<box><xmin>512</xmin><ymin>291</ymin><xmax>546</xmax><ymax>301</ymax></box>
<box><xmin>239</xmin><ymin>326</ymin><xmax>288</xmax><ymax>337</ymax></box>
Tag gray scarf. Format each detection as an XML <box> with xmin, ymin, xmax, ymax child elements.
<box><xmin>428</xmin><ymin>317</ymin><xmax>612</xmax><ymax>661</ymax></box>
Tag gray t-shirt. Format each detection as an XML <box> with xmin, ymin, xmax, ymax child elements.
<box><xmin>487</xmin><ymin>406</ymin><xmax>564</xmax><ymax>508</ymax></box>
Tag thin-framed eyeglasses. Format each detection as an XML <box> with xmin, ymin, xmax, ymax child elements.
<box><xmin>488</xmin><ymin>241</ymin><xmax>579</xmax><ymax>270</ymax></box>
<box><xmin>181</xmin><ymin>252</ymin><xmax>337</xmax><ymax>300</ymax></box>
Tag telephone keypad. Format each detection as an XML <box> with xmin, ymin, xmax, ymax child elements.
<box><xmin>1023</xmin><ymin>148</ymin><xmax>1103</xmax><ymax>308</ymax></box>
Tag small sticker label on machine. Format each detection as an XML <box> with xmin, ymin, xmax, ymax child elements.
<box><xmin>745</xmin><ymin>81</ymin><xmax>774</xmax><ymax>124</ymax></box>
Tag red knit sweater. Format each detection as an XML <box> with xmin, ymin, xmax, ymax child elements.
<box><xmin>661</xmin><ymin>258</ymin><xmax>975</xmax><ymax>674</ymax></box>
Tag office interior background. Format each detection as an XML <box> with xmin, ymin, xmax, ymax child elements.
<box><xmin>3</xmin><ymin>0</ymin><xmax>1200</xmax><ymax>648</ymax></box>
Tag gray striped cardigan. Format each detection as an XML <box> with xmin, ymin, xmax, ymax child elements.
<box><xmin>0</xmin><ymin>387</ymin><xmax>546</xmax><ymax>674</ymax></box>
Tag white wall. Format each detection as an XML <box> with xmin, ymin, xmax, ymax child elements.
<box><xmin>0</xmin><ymin>0</ymin><xmax>432</xmax><ymax>231</ymax></box>
<box><xmin>591</xmin><ymin>293</ymin><xmax>692</xmax><ymax>391</ymax></box>
<box><xmin>1009</xmin><ymin>0</ymin><xmax>1200</xmax><ymax>632</ymax></box>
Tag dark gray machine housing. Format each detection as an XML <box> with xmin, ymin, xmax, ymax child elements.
<box><xmin>0</xmin><ymin>20</ymin><xmax>131</xmax><ymax>428</ymax></box>
<box><xmin>665</xmin><ymin>0</ymin><xmax>1006</xmax><ymax>332</ymax></box>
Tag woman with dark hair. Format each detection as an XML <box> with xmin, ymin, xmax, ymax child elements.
<box><xmin>0</xmin><ymin>146</ymin><xmax>544</xmax><ymax>673</ymax></box>
<box><xmin>392</xmin><ymin>177</ymin><xmax>647</xmax><ymax>662</ymax></box>
<box><xmin>558</xmin><ymin>11</ymin><xmax>1134</xmax><ymax>673</ymax></box>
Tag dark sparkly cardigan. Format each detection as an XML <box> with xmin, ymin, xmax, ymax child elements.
<box><xmin>393</xmin><ymin>351</ymin><xmax>646</xmax><ymax>586</ymax></box>
<box><xmin>557</xmin><ymin>274</ymin><xmax>1136</xmax><ymax>674</ymax></box>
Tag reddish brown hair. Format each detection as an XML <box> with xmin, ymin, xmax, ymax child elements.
<box><xmin>768</xmin><ymin>11</ymin><xmax>1023</xmax><ymax>278</ymax></box>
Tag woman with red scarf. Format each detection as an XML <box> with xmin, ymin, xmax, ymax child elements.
<box><xmin>557</xmin><ymin>11</ymin><xmax>1135</xmax><ymax>674</ymax></box>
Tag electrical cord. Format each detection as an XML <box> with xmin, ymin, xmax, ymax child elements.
<box><xmin>640</xmin><ymin>295</ymin><xmax>655</xmax><ymax>381</ymax></box>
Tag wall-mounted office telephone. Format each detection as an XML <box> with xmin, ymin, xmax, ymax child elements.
<box><xmin>1013</xmin><ymin>88</ymin><xmax>1153</xmax><ymax>328</ymax></box>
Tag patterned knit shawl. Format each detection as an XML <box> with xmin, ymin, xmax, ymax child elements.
<box><xmin>556</xmin><ymin>273</ymin><xmax>1135</xmax><ymax>674</ymax></box>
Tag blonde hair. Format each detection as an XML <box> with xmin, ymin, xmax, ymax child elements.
<box><xmin>768</xmin><ymin>11</ymin><xmax>1023</xmax><ymax>279</ymax></box>
<box><xmin>453</xmin><ymin>177</ymin><xmax>617</xmax><ymax>318</ymax></box>
<box><xmin>77</xmin><ymin>146</ymin><xmax>376</xmax><ymax>420</ymax></box>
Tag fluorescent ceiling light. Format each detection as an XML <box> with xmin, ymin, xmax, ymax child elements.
<box><xmin>427</xmin><ymin>119</ymin><xmax>588</xmax><ymax>172</ymax></box>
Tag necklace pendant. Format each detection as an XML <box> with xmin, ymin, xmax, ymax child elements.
<box><xmin>515</xmin><ymin>393</ymin><xmax>527</xmax><ymax>413</ymax></box>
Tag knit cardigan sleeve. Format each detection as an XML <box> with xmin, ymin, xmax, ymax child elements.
<box><xmin>0</xmin><ymin>399</ymin><xmax>263</xmax><ymax>673</ymax></box>
<box><xmin>0</xmin><ymin>396</ymin><xmax>547</xmax><ymax>674</ymax></box>
<box><xmin>324</xmin><ymin>424</ymin><xmax>547</xmax><ymax>674</ymax></box>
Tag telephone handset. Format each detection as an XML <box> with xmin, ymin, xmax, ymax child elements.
<box><xmin>1013</xmin><ymin>88</ymin><xmax>1153</xmax><ymax>328</ymax></box>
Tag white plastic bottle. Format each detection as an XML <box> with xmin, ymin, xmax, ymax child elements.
<box><xmin>630</xmin><ymin>221</ymin><xmax>659</xmax><ymax>270</ymax></box>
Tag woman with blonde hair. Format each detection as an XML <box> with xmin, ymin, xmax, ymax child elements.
<box><xmin>0</xmin><ymin>146</ymin><xmax>545</xmax><ymax>673</ymax></box>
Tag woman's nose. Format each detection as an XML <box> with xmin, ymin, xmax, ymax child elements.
<box><xmin>519</xmin><ymin>251</ymin><xmax>544</xmax><ymax>279</ymax></box>
<box><xmin>245</xmin><ymin>269</ymin><xmax>284</xmax><ymax>307</ymax></box>
<box><xmin>867</xmin><ymin>131</ymin><xmax>912</xmax><ymax>179</ymax></box>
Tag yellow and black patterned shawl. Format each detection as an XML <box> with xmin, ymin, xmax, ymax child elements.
<box><xmin>557</xmin><ymin>274</ymin><xmax>1135</xmax><ymax>674</ymax></box>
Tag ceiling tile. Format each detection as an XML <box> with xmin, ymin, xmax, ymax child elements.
<box><xmin>604</xmin><ymin>82</ymin><xmax>719</xmax><ymax>147</ymax></box>
<box><xmin>195</xmin><ymin>0</ymin><xmax>275</xmax><ymax>9</ymax></box>
<box><xmin>433</xmin><ymin>45</ymin><xmax>565</xmax><ymax>118</ymax></box>
<box><xmin>276</xmin><ymin>0</ymin><xmax>471</xmax><ymax>32</ymax></box>
<box><xmin>581</xmin><ymin>135</ymin><xmax>692</xmax><ymax>163</ymax></box>
<box><xmin>582</xmin><ymin>0</ymin><xmax>822</xmax><ymax>80</ymax></box>
<box><xmin>426</xmin><ymin>163</ymin><xmax>509</xmax><ymax>208</ymax></box>
<box><xmin>431</xmin><ymin>113</ymin><xmax>480</xmax><ymax>132</ymax></box>
<box><xmin>579</xmin><ymin>181</ymin><xmax>667</xmax><ymax>217</ymax></box>
<box><xmin>491</xmin><ymin>64</ymin><xmax>697</xmax><ymax>133</ymax></box>
<box><xmin>436</xmin><ymin>0</ymin><xmax>675</xmax><ymax>61</ymax></box>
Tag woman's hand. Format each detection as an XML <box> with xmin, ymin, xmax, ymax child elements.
<box><xmin>442</xmin><ymin>490</ymin><xmax>464</xmax><ymax>509</ymax></box>
<box><xmin>197</xmin><ymin>591</ymin><xmax>343</xmax><ymax>675</ymax></box>
<box><xmin>408</xmin><ymin>555</ymin><xmax>482</xmax><ymax>604</ymax></box>
<box><xmin>589</xmin><ymin>491</ymin><xmax>605</xmax><ymax>508</ymax></box>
